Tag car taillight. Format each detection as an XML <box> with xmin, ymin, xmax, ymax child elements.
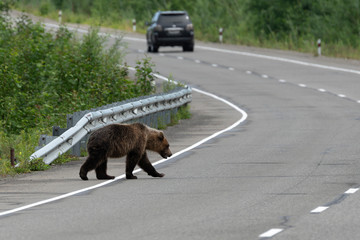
<box><xmin>155</xmin><ymin>24</ymin><xmax>162</xmax><ymax>31</ymax></box>
<box><xmin>186</xmin><ymin>24</ymin><xmax>193</xmax><ymax>31</ymax></box>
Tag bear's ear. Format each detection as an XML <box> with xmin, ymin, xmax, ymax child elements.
<box><xmin>158</xmin><ymin>132</ymin><xmax>164</xmax><ymax>141</ymax></box>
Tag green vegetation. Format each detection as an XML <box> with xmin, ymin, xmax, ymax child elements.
<box><xmin>0</xmin><ymin>16</ymin><xmax>156</xmax><ymax>136</ymax></box>
<box><xmin>0</xmin><ymin>3</ymin><xmax>158</xmax><ymax>176</ymax></box>
<box><xmin>162</xmin><ymin>74</ymin><xmax>186</xmax><ymax>93</ymax></box>
<box><xmin>13</xmin><ymin>0</ymin><xmax>360</xmax><ymax>59</ymax></box>
<box><xmin>0</xmin><ymin>129</ymin><xmax>46</xmax><ymax>175</ymax></box>
<box><xmin>160</xmin><ymin>79</ymin><xmax>191</xmax><ymax>130</ymax></box>
<box><xmin>243</xmin><ymin>0</ymin><xmax>360</xmax><ymax>58</ymax></box>
<box><xmin>0</xmin><ymin>2</ymin><xmax>191</xmax><ymax>177</ymax></box>
<box><xmin>156</xmin><ymin>105</ymin><xmax>191</xmax><ymax>130</ymax></box>
<box><xmin>171</xmin><ymin>105</ymin><xmax>191</xmax><ymax>126</ymax></box>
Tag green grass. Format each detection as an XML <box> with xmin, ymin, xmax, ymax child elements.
<box><xmin>0</xmin><ymin>129</ymin><xmax>48</xmax><ymax>176</ymax></box>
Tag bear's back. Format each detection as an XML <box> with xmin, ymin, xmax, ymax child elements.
<box><xmin>88</xmin><ymin>123</ymin><xmax>149</xmax><ymax>158</ymax></box>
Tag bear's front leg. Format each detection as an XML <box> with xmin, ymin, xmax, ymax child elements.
<box><xmin>138</xmin><ymin>152</ymin><xmax>165</xmax><ymax>178</ymax></box>
<box><xmin>126</xmin><ymin>151</ymin><xmax>140</xmax><ymax>179</ymax></box>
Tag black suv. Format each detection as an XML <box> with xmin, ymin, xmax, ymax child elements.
<box><xmin>146</xmin><ymin>11</ymin><xmax>194</xmax><ymax>52</ymax></box>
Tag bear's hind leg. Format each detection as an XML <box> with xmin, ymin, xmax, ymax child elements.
<box><xmin>138</xmin><ymin>152</ymin><xmax>165</xmax><ymax>178</ymax></box>
<box><xmin>80</xmin><ymin>148</ymin><xmax>107</xmax><ymax>180</ymax></box>
<box><xmin>79</xmin><ymin>155</ymin><xmax>98</xmax><ymax>180</ymax></box>
<box><xmin>95</xmin><ymin>159</ymin><xmax>115</xmax><ymax>180</ymax></box>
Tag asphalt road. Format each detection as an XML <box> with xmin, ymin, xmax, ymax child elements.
<box><xmin>2</xmin><ymin>14</ymin><xmax>360</xmax><ymax>239</ymax></box>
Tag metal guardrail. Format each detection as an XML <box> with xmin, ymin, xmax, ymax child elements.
<box><xmin>30</xmin><ymin>86</ymin><xmax>192</xmax><ymax>164</ymax></box>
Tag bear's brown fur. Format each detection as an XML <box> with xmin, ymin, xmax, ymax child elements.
<box><xmin>79</xmin><ymin>123</ymin><xmax>172</xmax><ymax>180</ymax></box>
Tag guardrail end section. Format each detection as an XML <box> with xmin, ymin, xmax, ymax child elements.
<box><xmin>30</xmin><ymin>86</ymin><xmax>192</xmax><ymax>166</ymax></box>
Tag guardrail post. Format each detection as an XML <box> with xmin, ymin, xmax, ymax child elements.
<box><xmin>67</xmin><ymin>114</ymin><xmax>73</xmax><ymax>129</ymax></box>
<box><xmin>58</xmin><ymin>10</ymin><xmax>62</xmax><ymax>24</ymax></box>
<box><xmin>10</xmin><ymin>148</ymin><xmax>15</xmax><ymax>167</ymax></box>
<box><xmin>132</xmin><ymin>19</ymin><xmax>136</xmax><ymax>32</ymax></box>
<box><xmin>71</xmin><ymin>141</ymin><xmax>81</xmax><ymax>157</ymax></box>
<box><xmin>171</xmin><ymin>107</ymin><xmax>177</xmax><ymax>123</ymax></box>
<box><xmin>154</xmin><ymin>112</ymin><xmax>159</xmax><ymax>129</ymax></box>
<box><xmin>166</xmin><ymin>110</ymin><xmax>170</xmax><ymax>124</ymax></box>
<box><xmin>317</xmin><ymin>39</ymin><xmax>321</xmax><ymax>56</ymax></box>
<box><xmin>53</xmin><ymin>126</ymin><xmax>67</xmax><ymax>136</ymax></box>
<box><xmin>219</xmin><ymin>27</ymin><xmax>223</xmax><ymax>43</ymax></box>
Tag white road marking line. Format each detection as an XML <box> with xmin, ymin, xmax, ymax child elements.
<box><xmin>0</xmin><ymin>175</ymin><xmax>125</xmax><ymax>217</ymax></box>
<box><xmin>261</xmin><ymin>74</ymin><xmax>269</xmax><ymax>78</ymax></box>
<box><xmin>0</xmin><ymin>72</ymin><xmax>248</xmax><ymax>218</ymax></box>
<box><xmin>338</xmin><ymin>94</ymin><xmax>346</xmax><ymax>98</ymax></box>
<box><xmin>196</xmin><ymin>45</ymin><xmax>360</xmax><ymax>76</ymax></box>
<box><xmin>195</xmin><ymin>59</ymin><xmax>201</xmax><ymax>63</ymax></box>
<box><xmin>177</xmin><ymin>56</ymin><xmax>184</xmax><ymax>60</ymax></box>
<box><xmin>259</xmin><ymin>228</ymin><xmax>283</xmax><ymax>238</ymax></box>
<box><xmin>212</xmin><ymin>63</ymin><xmax>218</xmax><ymax>67</ymax></box>
<box><xmin>357</xmin><ymin>100</ymin><xmax>360</xmax><ymax>103</ymax></box>
<box><xmin>44</xmin><ymin>23</ymin><xmax>360</xmax><ymax>76</ymax></box>
<box><xmin>159</xmin><ymin>53</ymin><xmax>165</xmax><ymax>57</ymax></box>
<box><xmin>279</xmin><ymin>79</ymin><xmax>286</xmax><ymax>83</ymax></box>
<box><xmin>318</xmin><ymin>88</ymin><xmax>326</xmax><ymax>92</ymax></box>
<box><xmin>345</xmin><ymin>188</ymin><xmax>359</xmax><ymax>194</ymax></box>
<box><xmin>246</xmin><ymin>70</ymin><xmax>252</xmax><ymax>74</ymax></box>
<box><xmin>311</xmin><ymin>206</ymin><xmax>329</xmax><ymax>213</ymax></box>
<box><xmin>298</xmin><ymin>83</ymin><xmax>307</xmax><ymax>87</ymax></box>
<box><xmin>228</xmin><ymin>67</ymin><xmax>234</xmax><ymax>71</ymax></box>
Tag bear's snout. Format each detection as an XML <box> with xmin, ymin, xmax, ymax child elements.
<box><xmin>161</xmin><ymin>149</ymin><xmax>172</xmax><ymax>159</ymax></box>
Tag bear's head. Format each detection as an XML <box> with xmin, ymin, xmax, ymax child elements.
<box><xmin>147</xmin><ymin>130</ymin><xmax>172</xmax><ymax>159</ymax></box>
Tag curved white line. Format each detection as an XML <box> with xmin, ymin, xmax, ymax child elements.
<box><xmin>153</xmin><ymin>87</ymin><xmax>247</xmax><ymax>166</ymax></box>
<box><xmin>0</xmin><ymin>75</ymin><xmax>247</xmax><ymax>217</ymax></box>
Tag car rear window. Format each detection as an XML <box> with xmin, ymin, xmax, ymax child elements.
<box><xmin>158</xmin><ymin>14</ymin><xmax>190</xmax><ymax>25</ymax></box>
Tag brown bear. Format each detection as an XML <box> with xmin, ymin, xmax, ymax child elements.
<box><xmin>79</xmin><ymin>123</ymin><xmax>172</xmax><ymax>180</ymax></box>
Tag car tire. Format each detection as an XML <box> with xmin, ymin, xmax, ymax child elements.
<box><xmin>183</xmin><ymin>44</ymin><xmax>194</xmax><ymax>52</ymax></box>
<box><xmin>147</xmin><ymin>45</ymin><xmax>152</xmax><ymax>52</ymax></box>
<box><xmin>152</xmin><ymin>44</ymin><xmax>159</xmax><ymax>53</ymax></box>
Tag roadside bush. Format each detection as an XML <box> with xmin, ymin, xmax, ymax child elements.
<box><xmin>0</xmin><ymin>11</ymin><xmax>156</xmax><ymax>176</ymax></box>
<box><xmin>243</xmin><ymin>0</ymin><xmax>360</xmax><ymax>52</ymax></box>
<box><xmin>0</xmin><ymin>15</ymin><xmax>154</xmax><ymax>135</ymax></box>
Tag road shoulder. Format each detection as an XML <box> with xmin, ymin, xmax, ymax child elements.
<box><xmin>0</xmin><ymin>90</ymin><xmax>241</xmax><ymax>212</ymax></box>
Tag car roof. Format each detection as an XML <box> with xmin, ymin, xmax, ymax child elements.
<box><xmin>158</xmin><ymin>11</ymin><xmax>187</xmax><ymax>15</ymax></box>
